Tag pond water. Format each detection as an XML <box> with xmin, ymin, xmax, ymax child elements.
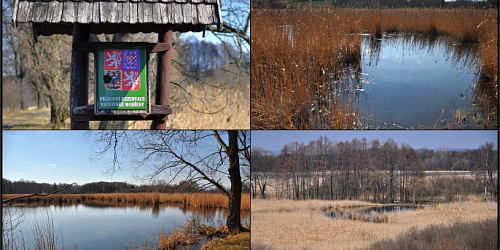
<box><xmin>356</xmin><ymin>33</ymin><xmax>480</xmax><ymax>129</ymax></box>
<box><xmin>2</xmin><ymin>203</ymin><xmax>250</xmax><ymax>250</ymax></box>
<box><xmin>326</xmin><ymin>205</ymin><xmax>422</xmax><ymax>221</ymax></box>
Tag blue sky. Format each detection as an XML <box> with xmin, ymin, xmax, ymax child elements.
<box><xmin>3</xmin><ymin>130</ymin><xmax>496</xmax><ymax>185</ymax></box>
<box><xmin>251</xmin><ymin>131</ymin><xmax>498</xmax><ymax>152</ymax></box>
<box><xmin>2</xmin><ymin>131</ymin><xmax>137</xmax><ymax>185</ymax></box>
<box><xmin>2</xmin><ymin>131</ymin><xmax>236</xmax><ymax>187</ymax></box>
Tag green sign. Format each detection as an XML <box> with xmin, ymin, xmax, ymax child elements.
<box><xmin>96</xmin><ymin>45</ymin><xmax>148</xmax><ymax>112</ymax></box>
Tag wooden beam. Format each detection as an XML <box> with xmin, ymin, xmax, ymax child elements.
<box><xmin>72</xmin><ymin>104</ymin><xmax>171</xmax><ymax>121</ymax></box>
<box><xmin>151</xmin><ymin>25</ymin><xmax>173</xmax><ymax>130</ymax></box>
<box><xmin>73</xmin><ymin>42</ymin><xmax>170</xmax><ymax>53</ymax></box>
<box><xmin>70</xmin><ymin>23</ymin><xmax>90</xmax><ymax>129</ymax></box>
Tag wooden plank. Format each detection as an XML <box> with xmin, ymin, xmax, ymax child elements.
<box><xmin>12</xmin><ymin>0</ymin><xmax>20</xmax><ymax>23</ymax></box>
<box><xmin>48</xmin><ymin>1</ymin><xmax>63</xmax><ymax>23</ymax></box>
<box><xmin>73</xmin><ymin>105</ymin><xmax>171</xmax><ymax>120</ymax></box>
<box><xmin>171</xmin><ymin>3</ymin><xmax>183</xmax><ymax>24</ymax></box>
<box><xmin>142</xmin><ymin>3</ymin><xmax>153</xmax><ymax>23</ymax></box>
<box><xmin>16</xmin><ymin>1</ymin><xmax>33</xmax><ymax>22</ymax></box>
<box><xmin>99</xmin><ymin>2</ymin><xmax>110</xmax><ymax>23</ymax></box>
<box><xmin>77</xmin><ymin>1</ymin><xmax>93</xmax><ymax>23</ymax></box>
<box><xmin>32</xmin><ymin>2</ymin><xmax>48</xmax><ymax>23</ymax></box>
<box><xmin>122</xmin><ymin>1</ymin><xmax>130</xmax><ymax>23</ymax></box>
<box><xmin>197</xmin><ymin>4</ymin><xmax>211</xmax><ymax>24</ymax></box>
<box><xmin>137</xmin><ymin>2</ymin><xmax>144</xmax><ymax>23</ymax></box>
<box><xmin>182</xmin><ymin>3</ymin><xmax>192</xmax><ymax>24</ymax></box>
<box><xmin>152</xmin><ymin>2</ymin><xmax>160</xmax><ymax>24</ymax></box>
<box><xmin>129</xmin><ymin>2</ymin><xmax>138</xmax><ymax>23</ymax></box>
<box><xmin>111</xmin><ymin>2</ymin><xmax>123</xmax><ymax>23</ymax></box>
<box><xmin>61</xmin><ymin>2</ymin><xmax>77</xmax><ymax>23</ymax></box>
<box><xmin>70</xmin><ymin>23</ymin><xmax>90</xmax><ymax>129</ymax></box>
<box><xmin>91</xmin><ymin>1</ymin><xmax>100</xmax><ymax>23</ymax></box>
<box><xmin>151</xmin><ymin>26</ymin><xmax>173</xmax><ymax>129</ymax></box>
<box><xmin>190</xmin><ymin>2</ymin><xmax>198</xmax><ymax>24</ymax></box>
<box><xmin>161</xmin><ymin>2</ymin><xmax>171</xmax><ymax>24</ymax></box>
<box><xmin>151</xmin><ymin>43</ymin><xmax>171</xmax><ymax>53</ymax></box>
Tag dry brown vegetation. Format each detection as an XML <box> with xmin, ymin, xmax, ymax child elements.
<box><xmin>2</xmin><ymin>192</ymin><xmax>250</xmax><ymax>210</ymax></box>
<box><xmin>127</xmin><ymin>82</ymin><xmax>250</xmax><ymax>130</ymax></box>
<box><xmin>251</xmin><ymin>199</ymin><xmax>497</xmax><ymax>250</ymax></box>
<box><xmin>366</xmin><ymin>218</ymin><xmax>497</xmax><ymax>250</ymax></box>
<box><xmin>251</xmin><ymin>8</ymin><xmax>498</xmax><ymax>129</ymax></box>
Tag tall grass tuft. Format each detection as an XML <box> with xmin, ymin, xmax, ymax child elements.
<box><xmin>366</xmin><ymin>218</ymin><xmax>498</xmax><ymax>250</ymax></box>
<box><xmin>157</xmin><ymin>219</ymin><xmax>199</xmax><ymax>250</ymax></box>
<box><xmin>251</xmin><ymin>8</ymin><xmax>497</xmax><ymax>129</ymax></box>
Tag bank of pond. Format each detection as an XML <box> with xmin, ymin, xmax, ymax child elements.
<box><xmin>3</xmin><ymin>202</ymin><xmax>250</xmax><ymax>250</ymax></box>
<box><xmin>2</xmin><ymin>193</ymin><xmax>250</xmax><ymax>250</ymax></box>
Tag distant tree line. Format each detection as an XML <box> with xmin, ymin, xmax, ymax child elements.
<box><xmin>252</xmin><ymin>0</ymin><xmax>497</xmax><ymax>9</ymax></box>
<box><xmin>251</xmin><ymin>136</ymin><xmax>498</xmax><ymax>203</ymax></box>
<box><xmin>1</xmin><ymin>178</ymin><xmax>250</xmax><ymax>195</ymax></box>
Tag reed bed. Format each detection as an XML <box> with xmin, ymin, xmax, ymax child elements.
<box><xmin>251</xmin><ymin>199</ymin><xmax>497</xmax><ymax>250</ymax></box>
<box><xmin>2</xmin><ymin>192</ymin><xmax>251</xmax><ymax>210</ymax></box>
<box><xmin>251</xmin><ymin>8</ymin><xmax>497</xmax><ymax>129</ymax></box>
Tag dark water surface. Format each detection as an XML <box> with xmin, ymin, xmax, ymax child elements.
<box><xmin>326</xmin><ymin>205</ymin><xmax>423</xmax><ymax>220</ymax></box>
<box><xmin>3</xmin><ymin>203</ymin><xmax>250</xmax><ymax>250</ymax></box>
<box><xmin>358</xmin><ymin>33</ymin><xmax>479</xmax><ymax>128</ymax></box>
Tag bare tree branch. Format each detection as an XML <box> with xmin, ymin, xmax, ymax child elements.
<box><xmin>2</xmin><ymin>182</ymin><xmax>76</xmax><ymax>203</ymax></box>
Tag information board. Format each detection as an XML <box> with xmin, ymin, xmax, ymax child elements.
<box><xmin>96</xmin><ymin>45</ymin><xmax>148</xmax><ymax>113</ymax></box>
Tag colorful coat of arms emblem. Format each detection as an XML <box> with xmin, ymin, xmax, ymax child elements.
<box><xmin>104</xmin><ymin>49</ymin><xmax>141</xmax><ymax>91</ymax></box>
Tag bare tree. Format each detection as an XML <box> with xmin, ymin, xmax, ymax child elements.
<box><xmin>89</xmin><ymin>130</ymin><xmax>249</xmax><ymax>234</ymax></box>
<box><xmin>478</xmin><ymin>142</ymin><xmax>498</xmax><ymax>201</ymax></box>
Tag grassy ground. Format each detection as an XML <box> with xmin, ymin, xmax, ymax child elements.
<box><xmin>251</xmin><ymin>199</ymin><xmax>498</xmax><ymax>250</ymax></box>
<box><xmin>2</xmin><ymin>107</ymin><xmax>52</xmax><ymax>129</ymax></box>
<box><xmin>2</xmin><ymin>83</ymin><xmax>249</xmax><ymax>130</ymax></box>
<box><xmin>201</xmin><ymin>232</ymin><xmax>250</xmax><ymax>250</ymax></box>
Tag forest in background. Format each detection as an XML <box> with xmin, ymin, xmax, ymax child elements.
<box><xmin>252</xmin><ymin>0</ymin><xmax>497</xmax><ymax>9</ymax></box>
<box><xmin>2</xmin><ymin>178</ymin><xmax>251</xmax><ymax>195</ymax></box>
<box><xmin>251</xmin><ymin>136</ymin><xmax>498</xmax><ymax>203</ymax></box>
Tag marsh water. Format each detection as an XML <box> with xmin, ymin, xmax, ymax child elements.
<box><xmin>326</xmin><ymin>205</ymin><xmax>422</xmax><ymax>220</ymax></box>
<box><xmin>3</xmin><ymin>203</ymin><xmax>250</xmax><ymax>250</ymax></box>
<box><xmin>355</xmin><ymin>33</ymin><xmax>480</xmax><ymax>129</ymax></box>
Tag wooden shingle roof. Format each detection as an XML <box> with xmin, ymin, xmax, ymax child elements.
<box><xmin>12</xmin><ymin>0</ymin><xmax>223</xmax><ymax>36</ymax></box>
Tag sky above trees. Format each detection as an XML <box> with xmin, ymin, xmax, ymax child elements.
<box><xmin>251</xmin><ymin>131</ymin><xmax>497</xmax><ymax>152</ymax></box>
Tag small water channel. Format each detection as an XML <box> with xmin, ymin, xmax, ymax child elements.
<box><xmin>356</xmin><ymin>33</ymin><xmax>480</xmax><ymax>129</ymax></box>
<box><xmin>2</xmin><ymin>203</ymin><xmax>250</xmax><ymax>250</ymax></box>
<box><xmin>326</xmin><ymin>205</ymin><xmax>423</xmax><ymax>222</ymax></box>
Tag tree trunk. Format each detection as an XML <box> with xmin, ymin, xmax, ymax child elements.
<box><xmin>226</xmin><ymin>130</ymin><xmax>242</xmax><ymax>234</ymax></box>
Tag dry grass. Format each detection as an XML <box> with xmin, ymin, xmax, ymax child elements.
<box><xmin>128</xmin><ymin>82</ymin><xmax>250</xmax><ymax>130</ymax></box>
<box><xmin>200</xmin><ymin>231</ymin><xmax>250</xmax><ymax>250</ymax></box>
<box><xmin>251</xmin><ymin>8</ymin><xmax>497</xmax><ymax>129</ymax></box>
<box><xmin>251</xmin><ymin>199</ymin><xmax>497</xmax><ymax>250</ymax></box>
<box><xmin>2</xmin><ymin>193</ymin><xmax>251</xmax><ymax>210</ymax></box>
<box><xmin>366</xmin><ymin>218</ymin><xmax>497</xmax><ymax>250</ymax></box>
<box><xmin>251</xmin><ymin>8</ymin><xmax>363</xmax><ymax>129</ymax></box>
<box><xmin>251</xmin><ymin>199</ymin><xmax>374</xmax><ymax>213</ymax></box>
<box><xmin>2</xmin><ymin>82</ymin><xmax>248</xmax><ymax>130</ymax></box>
<box><xmin>158</xmin><ymin>219</ymin><xmax>199</xmax><ymax>250</ymax></box>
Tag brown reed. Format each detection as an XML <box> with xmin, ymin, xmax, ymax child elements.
<box><xmin>2</xmin><ymin>192</ymin><xmax>251</xmax><ymax>210</ymax></box>
<box><xmin>251</xmin><ymin>8</ymin><xmax>497</xmax><ymax>129</ymax></box>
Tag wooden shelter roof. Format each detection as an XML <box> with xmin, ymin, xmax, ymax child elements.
<box><xmin>12</xmin><ymin>0</ymin><xmax>223</xmax><ymax>36</ymax></box>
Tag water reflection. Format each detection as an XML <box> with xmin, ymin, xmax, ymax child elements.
<box><xmin>326</xmin><ymin>205</ymin><xmax>423</xmax><ymax>222</ymax></box>
<box><xmin>3</xmin><ymin>203</ymin><xmax>250</xmax><ymax>250</ymax></box>
<box><xmin>357</xmin><ymin>33</ymin><xmax>482</xmax><ymax>129</ymax></box>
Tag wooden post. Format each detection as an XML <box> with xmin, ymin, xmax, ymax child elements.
<box><xmin>70</xmin><ymin>24</ymin><xmax>90</xmax><ymax>129</ymax></box>
<box><xmin>151</xmin><ymin>25</ymin><xmax>173</xmax><ymax>130</ymax></box>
